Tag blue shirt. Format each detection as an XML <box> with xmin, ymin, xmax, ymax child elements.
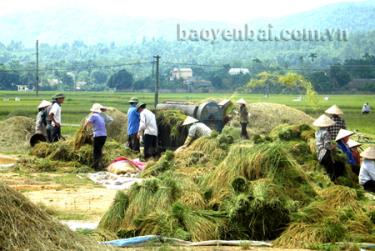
<box><xmin>88</xmin><ymin>113</ymin><xmax>107</xmax><ymax>137</ymax></box>
<box><xmin>127</xmin><ymin>105</ymin><xmax>140</xmax><ymax>135</ymax></box>
<box><xmin>337</xmin><ymin>140</ymin><xmax>356</xmax><ymax>165</ymax></box>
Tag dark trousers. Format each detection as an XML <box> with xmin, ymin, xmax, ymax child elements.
<box><xmin>320</xmin><ymin>150</ymin><xmax>344</xmax><ymax>181</ymax></box>
<box><xmin>144</xmin><ymin>134</ymin><xmax>158</xmax><ymax>159</ymax></box>
<box><xmin>364</xmin><ymin>180</ymin><xmax>375</xmax><ymax>193</ymax></box>
<box><xmin>240</xmin><ymin>123</ymin><xmax>249</xmax><ymax>139</ymax></box>
<box><xmin>128</xmin><ymin>134</ymin><xmax>140</xmax><ymax>152</ymax></box>
<box><xmin>51</xmin><ymin>126</ymin><xmax>61</xmax><ymax>142</ymax></box>
<box><xmin>93</xmin><ymin>136</ymin><xmax>106</xmax><ymax>170</ymax></box>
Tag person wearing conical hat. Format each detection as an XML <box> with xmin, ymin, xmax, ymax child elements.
<box><xmin>362</xmin><ymin>102</ymin><xmax>371</xmax><ymax>115</ymax></box>
<box><xmin>325</xmin><ymin>105</ymin><xmax>346</xmax><ymax>141</ymax></box>
<box><xmin>348</xmin><ymin>139</ymin><xmax>362</xmax><ymax>174</ymax></box>
<box><xmin>176</xmin><ymin>116</ymin><xmax>212</xmax><ymax>152</ymax></box>
<box><xmin>127</xmin><ymin>97</ymin><xmax>140</xmax><ymax>152</ymax></box>
<box><xmin>35</xmin><ymin>100</ymin><xmax>52</xmax><ymax>138</ymax></box>
<box><xmin>237</xmin><ymin>98</ymin><xmax>249</xmax><ymax>139</ymax></box>
<box><xmin>359</xmin><ymin>146</ymin><xmax>375</xmax><ymax>192</ymax></box>
<box><xmin>335</xmin><ymin>129</ymin><xmax>356</xmax><ymax>167</ymax></box>
<box><xmin>314</xmin><ymin>114</ymin><xmax>345</xmax><ymax>181</ymax></box>
<box><xmin>84</xmin><ymin>103</ymin><xmax>108</xmax><ymax>170</ymax></box>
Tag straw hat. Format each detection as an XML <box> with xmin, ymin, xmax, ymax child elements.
<box><xmin>313</xmin><ymin>114</ymin><xmax>335</xmax><ymax>127</ymax></box>
<box><xmin>325</xmin><ymin>105</ymin><xmax>343</xmax><ymax>115</ymax></box>
<box><xmin>236</xmin><ymin>98</ymin><xmax>247</xmax><ymax>105</ymax></box>
<box><xmin>183</xmin><ymin>116</ymin><xmax>199</xmax><ymax>126</ymax></box>
<box><xmin>335</xmin><ymin>129</ymin><xmax>354</xmax><ymax>141</ymax></box>
<box><xmin>128</xmin><ymin>97</ymin><xmax>139</xmax><ymax>103</ymax></box>
<box><xmin>54</xmin><ymin>93</ymin><xmax>65</xmax><ymax>99</ymax></box>
<box><xmin>360</xmin><ymin>146</ymin><xmax>375</xmax><ymax>160</ymax></box>
<box><xmin>90</xmin><ymin>103</ymin><xmax>104</xmax><ymax>113</ymax></box>
<box><xmin>347</xmin><ymin>139</ymin><xmax>361</xmax><ymax>148</ymax></box>
<box><xmin>136</xmin><ymin>102</ymin><xmax>146</xmax><ymax>110</ymax></box>
<box><xmin>37</xmin><ymin>100</ymin><xmax>51</xmax><ymax>109</ymax></box>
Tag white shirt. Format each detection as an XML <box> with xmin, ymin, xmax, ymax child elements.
<box><xmin>49</xmin><ymin>103</ymin><xmax>61</xmax><ymax>127</ymax></box>
<box><xmin>188</xmin><ymin>122</ymin><xmax>212</xmax><ymax>138</ymax></box>
<box><xmin>359</xmin><ymin>159</ymin><xmax>375</xmax><ymax>185</ymax></box>
<box><xmin>139</xmin><ymin>109</ymin><xmax>158</xmax><ymax>136</ymax></box>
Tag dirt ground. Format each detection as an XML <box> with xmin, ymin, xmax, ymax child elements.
<box><xmin>1</xmin><ymin>171</ymin><xmax>117</xmax><ymax>222</ymax></box>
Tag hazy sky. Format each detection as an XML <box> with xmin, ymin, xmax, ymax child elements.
<box><xmin>0</xmin><ymin>0</ymin><xmax>367</xmax><ymax>22</ymax></box>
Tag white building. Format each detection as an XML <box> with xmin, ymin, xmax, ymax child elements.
<box><xmin>16</xmin><ymin>85</ymin><xmax>29</xmax><ymax>92</ymax></box>
<box><xmin>228</xmin><ymin>68</ymin><xmax>250</xmax><ymax>75</ymax></box>
<box><xmin>170</xmin><ymin>68</ymin><xmax>193</xmax><ymax>80</ymax></box>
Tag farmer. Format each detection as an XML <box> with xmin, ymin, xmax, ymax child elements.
<box><xmin>137</xmin><ymin>103</ymin><xmax>158</xmax><ymax>159</ymax></box>
<box><xmin>348</xmin><ymin>139</ymin><xmax>362</xmax><ymax>175</ymax></box>
<box><xmin>237</xmin><ymin>98</ymin><xmax>249</xmax><ymax>139</ymax></box>
<box><xmin>35</xmin><ymin>100</ymin><xmax>52</xmax><ymax>138</ymax></box>
<box><xmin>314</xmin><ymin>114</ymin><xmax>345</xmax><ymax>181</ymax></box>
<box><xmin>84</xmin><ymin>103</ymin><xmax>107</xmax><ymax>171</ymax></box>
<box><xmin>127</xmin><ymin>97</ymin><xmax>140</xmax><ymax>152</ymax></box>
<box><xmin>335</xmin><ymin>129</ymin><xmax>356</xmax><ymax>166</ymax></box>
<box><xmin>176</xmin><ymin>116</ymin><xmax>212</xmax><ymax>152</ymax></box>
<box><xmin>48</xmin><ymin>93</ymin><xmax>65</xmax><ymax>142</ymax></box>
<box><xmin>325</xmin><ymin>105</ymin><xmax>346</xmax><ymax>141</ymax></box>
<box><xmin>362</xmin><ymin>102</ymin><xmax>371</xmax><ymax>115</ymax></box>
<box><xmin>46</xmin><ymin>96</ymin><xmax>56</xmax><ymax>142</ymax></box>
<box><xmin>359</xmin><ymin>146</ymin><xmax>375</xmax><ymax>193</ymax></box>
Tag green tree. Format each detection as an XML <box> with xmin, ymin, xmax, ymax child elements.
<box><xmin>107</xmin><ymin>69</ymin><xmax>134</xmax><ymax>90</ymax></box>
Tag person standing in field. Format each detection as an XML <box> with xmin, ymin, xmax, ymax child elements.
<box><xmin>84</xmin><ymin>103</ymin><xmax>107</xmax><ymax>171</ymax></box>
<box><xmin>237</xmin><ymin>98</ymin><xmax>249</xmax><ymax>139</ymax></box>
<box><xmin>335</xmin><ymin>129</ymin><xmax>356</xmax><ymax>166</ymax></box>
<box><xmin>127</xmin><ymin>97</ymin><xmax>140</xmax><ymax>152</ymax></box>
<box><xmin>362</xmin><ymin>102</ymin><xmax>371</xmax><ymax>115</ymax></box>
<box><xmin>35</xmin><ymin>100</ymin><xmax>51</xmax><ymax>138</ymax></box>
<box><xmin>48</xmin><ymin>93</ymin><xmax>65</xmax><ymax>142</ymax></box>
<box><xmin>176</xmin><ymin>116</ymin><xmax>212</xmax><ymax>152</ymax></box>
<box><xmin>359</xmin><ymin>146</ymin><xmax>375</xmax><ymax>193</ymax></box>
<box><xmin>46</xmin><ymin>96</ymin><xmax>56</xmax><ymax>142</ymax></box>
<box><xmin>314</xmin><ymin>114</ymin><xmax>345</xmax><ymax>181</ymax></box>
<box><xmin>137</xmin><ymin>103</ymin><xmax>158</xmax><ymax>159</ymax></box>
<box><xmin>325</xmin><ymin>105</ymin><xmax>346</xmax><ymax>141</ymax></box>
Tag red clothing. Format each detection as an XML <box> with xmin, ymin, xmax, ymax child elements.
<box><xmin>351</xmin><ymin>149</ymin><xmax>361</xmax><ymax>166</ymax></box>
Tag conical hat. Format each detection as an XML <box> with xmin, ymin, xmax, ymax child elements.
<box><xmin>335</xmin><ymin>129</ymin><xmax>354</xmax><ymax>141</ymax></box>
<box><xmin>236</xmin><ymin>98</ymin><xmax>247</xmax><ymax>105</ymax></box>
<box><xmin>37</xmin><ymin>100</ymin><xmax>52</xmax><ymax>109</ymax></box>
<box><xmin>347</xmin><ymin>139</ymin><xmax>361</xmax><ymax>148</ymax></box>
<box><xmin>183</xmin><ymin>116</ymin><xmax>199</xmax><ymax>126</ymax></box>
<box><xmin>90</xmin><ymin>103</ymin><xmax>104</xmax><ymax>113</ymax></box>
<box><xmin>360</xmin><ymin>146</ymin><xmax>375</xmax><ymax>159</ymax></box>
<box><xmin>313</xmin><ymin>114</ymin><xmax>335</xmax><ymax>127</ymax></box>
<box><xmin>325</xmin><ymin>105</ymin><xmax>343</xmax><ymax>115</ymax></box>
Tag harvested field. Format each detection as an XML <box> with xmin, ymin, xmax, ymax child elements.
<box><xmin>0</xmin><ymin>116</ymin><xmax>35</xmax><ymax>153</ymax></box>
<box><xmin>99</xmin><ymin>118</ymin><xmax>375</xmax><ymax>248</ymax></box>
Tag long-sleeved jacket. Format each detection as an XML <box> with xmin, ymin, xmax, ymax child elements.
<box><xmin>138</xmin><ymin>109</ymin><xmax>158</xmax><ymax>136</ymax></box>
<box><xmin>315</xmin><ymin>128</ymin><xmax>333</xmax><ymax>161</ymax></box>
<box><xmin>127</xmin><ymin>105</ymin><xmax>140</xmax><ymax>135</ymax></box>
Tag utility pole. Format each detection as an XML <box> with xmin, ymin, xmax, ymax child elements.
<box><xmin>35</xmin><ymin>40</ymin><xmax>39</xmax><ymax>96</ymax></box>
<box><xmin>154</xmin><ymin>55</ymin><xmax>160</xmax><ymax>108</ymax></box>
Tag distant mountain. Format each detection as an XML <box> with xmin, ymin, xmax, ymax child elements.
<box><xmin>271</xmin><ymin>0</ymin><xmax>375</xmax><ymax>31</ymax></box>
<box><xmin>0</xmin><ymin>0</ymin><xmax>375</xmax><ymax>46</ymax></box>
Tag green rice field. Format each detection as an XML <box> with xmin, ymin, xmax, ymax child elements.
<box><xmin>0</xmin><ymin>91</ymin><xmax>374</xmax><ymax>136</ymax></box>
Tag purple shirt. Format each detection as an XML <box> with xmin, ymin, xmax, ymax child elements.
<box><xmin>88</xmin><ymin>113</ymin><xmax>107</xmax><ymax>137</ymax></box>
